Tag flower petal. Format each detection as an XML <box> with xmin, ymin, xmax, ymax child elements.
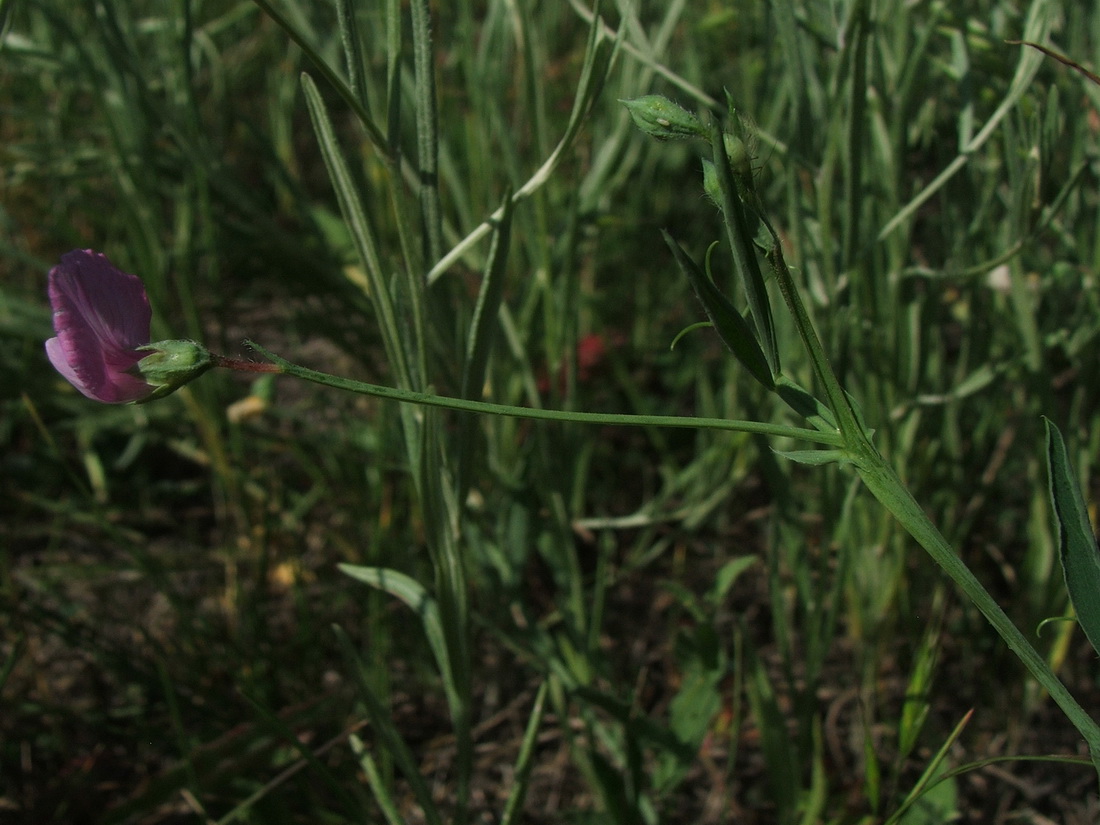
<box><xmin>46</xmin><ymin>250</ymin><xmax>154</xmax><ymax>403</ymax></box>
<box><xmin>45</xmin><ymin>335</ymin><xmax>92</xmax><ymax>395</ymax></box>
<box><xmin>48</xmin><ymin>250</ymin><xmax>151</xmax><ymax>351</ymax></box>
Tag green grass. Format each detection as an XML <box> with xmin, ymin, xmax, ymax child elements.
<box><xmin>4</xmin><ymin>0</ymin><xmax>1100</xmax><ymax>822</ymax></box>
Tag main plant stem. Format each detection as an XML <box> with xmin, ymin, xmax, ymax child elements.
<box><xmin>856</xmin><ymin>453</ymin><xmax>1100</xmax><ymax>767</ymax></box>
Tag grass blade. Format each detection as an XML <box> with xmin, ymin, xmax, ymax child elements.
<box><xmin>457</xmin><ymin>188</ymin><xmax>514</xmax><ymax>494</ymax></box>
<box><xmin>426</xmin><ymin>1</ymin><xmax>620</xmax><ymax>283</ymax></box>
<box><xmin>500</xmin><ymin>682</ymin><xmax>549</xmax><ymax>825</ymax></box>
<box><xmin>410</xmin><ymin>0</ymin><xmax>443</xmax><ymax>265</ymax></box>
<box><xmin>349</xmin><ymin>736</ymin><xmax>405</xmax><ymax>825</ymax></box>
<box><xmin>883</xmin><ymin>710</ymin><xmax>970</xmax><ymax>825</ymax></box>
<box><xmin>461</xmin><ymin>188</ymin><xmax>515</xmax><ymax>402</ymax></box>
<box><xmin>745</xmin><ymin>640</ymin><xmax>799</xmax><ymax>823</ymax></box>
<box><xmin>239</xmin><ymin>692</ymin><xmax>367</xmax><ymax>819</ymax></box>
<box><xmin>333</xmin><ymin>626</ymin><xmax>446</xmax><ymax>825</ymax></box>
<box><xmin>301</xmin><ymin>72</ymin><xmax>412</xmax><ymax>389</ymax></box>
<box><xmin>338</xmin><ymin>564</ymin><xmax>454</xmax><ymax>693</ymax></box>
<box><xmin>335</xmin><ymin>0</ymin><xmax>369</xmax><ymax>114</ymax></box>
<box><xmin>250</xmin><ymin>0</ymin><xmax>387</xmax><ymax>149</ymax></box>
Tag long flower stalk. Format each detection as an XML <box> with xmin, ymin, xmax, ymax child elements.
<box><xmin>244</xmin><ymin>341</ymin><xmax>843</xmax><ymax>446</ymax></box>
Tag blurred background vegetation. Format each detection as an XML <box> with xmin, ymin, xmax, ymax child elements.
<box><xmin>4</xmin><ymin>1</ymin><xmax>1100</xmax><ymax>822</ymax></box>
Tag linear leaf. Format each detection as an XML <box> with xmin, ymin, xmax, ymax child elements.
<box><xmin>709</xmin><ymin>121</ymin><xmax>780</xmax><ymax>376</ymax></box>
<box><xmin>1045</xmin><ymin>419</ymin><xmax>1100</xmax><ymax>660</ymax></box>
<box><xmin>457</xmin><ymin>188</ymin><xmax>514</xmax><ymax>496</ymax></box>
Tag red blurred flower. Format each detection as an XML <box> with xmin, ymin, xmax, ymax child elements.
<box><xmin>576</xmin><ymin>333</ymin><xmax>607</xmax><ymax>379</ymax></box>
<box><xmin>536</xmin><ymin>333</ymin><xmax>608</xmax><ymax>394</ymax></box>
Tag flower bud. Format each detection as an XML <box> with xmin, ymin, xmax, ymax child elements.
<box><xmin>133</xmin><ymin>340</ymin><xmax>214</xmax><ymax>402</ymax></box>
<box><xmin>723</xmin><ymin>132</ymin><xmax>754</xmax><ymax>180</ymax></box>
<box><xmin>620</xmin><ymin>95</ymin><xmax>707</xmax><ymax>141</ymax></box>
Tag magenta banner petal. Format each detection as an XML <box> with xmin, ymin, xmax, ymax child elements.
<box><xmin>45</xmin><ymin>249</ymin><xmax>155</xmax><ymax>403</ymax></box>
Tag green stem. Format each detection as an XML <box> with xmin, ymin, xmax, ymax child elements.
<box><xmin>735</xmin><ymin>113</ymin><xmax>1100</xmax><ymax>773</ymax></box>
<box><xmin>762</xmin><ymin>203</ymin><xmax>1100</xmax><ymax>774</ymax></box>
<box><xmin>242</xmin><ymin>342</ymin><xmax>842</xmax><ymax>447</ymax></box>
<box><xmin>855</xmin><ymin>456</ymin><xmax>1100</xmax><ymax>764</ymax></box>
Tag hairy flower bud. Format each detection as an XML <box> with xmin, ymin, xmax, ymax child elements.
<box><xmin>620</xmin><ymin>95</ymin><xmax>707</xmax><ymax>141</ymax></box>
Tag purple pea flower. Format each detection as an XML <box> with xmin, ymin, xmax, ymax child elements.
<box><xmin>45</xmin><ymin>249</ymin><xmax>217</xmax><ymax>403</ymax></box>
<box><xmin>45</xmin><ymin>250</ymin><xmax>156</xmax><ymax>403</ymax></box>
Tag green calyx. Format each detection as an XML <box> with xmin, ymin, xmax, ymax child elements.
<box><xmin>133</xmin><ymin>339</ymin><xmax>214</xmax><ymax>402</ymax></box>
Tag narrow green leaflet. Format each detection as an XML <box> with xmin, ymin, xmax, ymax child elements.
<box><xmin>1045</xmin><ymin>418</ymin><xmax>1100</xmax><ymax>659</ymax></box>
<box><xmin>663</xmin><ymin>231</ymin><xmax>774</xmax><ymax>390</ymax></box>
<box><xmin>771</xmin><ymin>449</ymin><xmax>850</xmax><ymax>466</ymax></box>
